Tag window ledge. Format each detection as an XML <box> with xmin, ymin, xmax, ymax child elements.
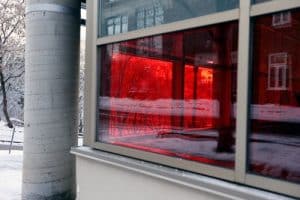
<box><xmin>71</xmin><ymin>147</ymin><xmax>295</xmax><ymax>200</ymax></box>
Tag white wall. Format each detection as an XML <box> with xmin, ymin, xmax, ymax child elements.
<box><xmin>73</xmin><ymin>148</ymin><xmax>294</xmax><ymax>200</ymax></box>
<box><xmin>76</xmin><ymin>156</ymin><xmax>224</xmax><ymax>200</ymax></box>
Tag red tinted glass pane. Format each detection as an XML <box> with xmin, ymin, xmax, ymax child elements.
<box><xmin>249</xmin><ymin>9</ymin><xmax>300</xmax><ymax>183</ymax></box>
<box><xmin>269</xmin><ymin>67</ymin><xmax>276</xmax><ymax>88</ymax></box>
<box><xmin>99</xmin><ymin>21</ymin><xmax>238</xmax><ymax>168</ymax></box>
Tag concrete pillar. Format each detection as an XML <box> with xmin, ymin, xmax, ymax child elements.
<box><xmin>23</xmin><ymin>0</ymin><xmax>81</xmax><ymax>199</ymax></box>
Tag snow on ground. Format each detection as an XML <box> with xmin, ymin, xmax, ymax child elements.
<box><xmin>0</xmin><ymin>121</ymin><xmax>23</xmax><ymax>200</ymax></box>
<box><xmin>0</xmin><ymin>121</ymin><xmax>24</xmax><ymax>146</ymax></box>
<box><xmin>0</xmin><ymin>150</ymin><xmax>22</xmax><ymax>200</ymax></box>
<box><xmin>0</xmin><ymin>121</ymin><xmax>82</xmax><ymax>200</ymax></box>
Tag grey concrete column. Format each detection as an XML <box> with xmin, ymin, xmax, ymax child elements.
<box><xmin>23</xmin><ymin>0</ymin><xmax>81</xmax><ymax>199</ymax></box>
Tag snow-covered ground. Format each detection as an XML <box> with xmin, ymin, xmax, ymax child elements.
<box><xmin>0</xmin><ymin>150</ymin><xmax>22</xmax><ymax>200</ymax></box>
<box><xmin>0</xmin><ymin>120</ymin><xmax>23</xmax><ymax>200</ymax></box>
<box><xmin>0</xmin><ymin>121</ymin><xmax>83</xmax><ymax>200</ymax></box>
<box><xmin>0</xmin><ymin>121</ymin><xmax>23</xmax><ymax>149</ymax></box>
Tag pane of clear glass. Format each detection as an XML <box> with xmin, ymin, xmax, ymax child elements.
<box><xmin>122</xmin><ymin>16</ymin><xmax>128</xmax><ymax>33</ymax></box>
<box><xmin>99</xmin><ymin>0</ymin><xmax>238</xmax><ymax>36</ymax></box>
<box><xmin>98</xmin><ymin>21</ymin><xmax>238</xmax><ymax>168</ymax></box>
<box><xmin>114</xmin><ymin>24</ymin><xmax>121</xmax><ymax>34</ymax></box>
<box><xmin>269</xmin><ymin>67</ymin><xmax>276</xmax><ymax>88</ymax></box>
<box><xmin>122</xmin><ymin>23</ymin><xmax>128</xmax><ymax>33</ymax></box>
<box><xmin>107</xmin><ymin>25</ymin><xmax>114</xmax><ymax>36</ymax></box>
<box><xmin>249</xmin><ymin>9</ymin><xmax>300</xmax><ymax>183</ymax></box>
<box><xmin>145</xmin><ymin>8</ymin><xmax>155</xmax><ymax>27</ymax></box>
<box><xmin>107</xmin><ymin>18</ymin><xmax>114</xmax><ymax>25</ymax></box>
<box><xmin>252</xmin><ymin>0</ymin><xmax>277</xmax><ymax>4</ymax></box>
<box><xmin>155</xmin><ymin>15</ymin><xmax>163</xmax><ymax>25</ymax></box>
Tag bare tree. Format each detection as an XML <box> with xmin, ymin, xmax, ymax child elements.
<box><xmin>0</xmin><ymin>0</ymin><xmax>25</xmax><ymax>128</ymax></box>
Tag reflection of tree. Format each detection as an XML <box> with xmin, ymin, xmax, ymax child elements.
<box><xmin>182</xmin><ymin>22</ymin><xmax>237</xmax><ymax>152</ymax></box>
<box><xmin>213</xmin><ymin>23</ymin><xmax>236</xmax><ymax>153</ymax></box>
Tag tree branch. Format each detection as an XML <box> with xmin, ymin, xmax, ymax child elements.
<box><xmin>4</xmin><ymin>70</ymin><xmax>24</xmax><ymax>83</ymax></box>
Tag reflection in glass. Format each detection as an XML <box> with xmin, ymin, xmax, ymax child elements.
<box><xmin>100</xmin><ymin>0</ymin><xmax>238</xmax><ymax>36</ymax></box>
<box><xmin>106</xmin><ymin>16</ymin><xmax>128</xmax><ymax>36</ymax></box>
<box><xmin>249</xmin><ymin>9</ymin><xmax>300</xmax><ymax>183</ymax></box>
<box><xmin>98</xmin><ymin>21</ymin><xmax>238</xmax><ymax>168</ymax></box>
<box><xmin>252</xmin><ymin>0</ymin><xmax>273</xmax><ymax>4</ymax></box>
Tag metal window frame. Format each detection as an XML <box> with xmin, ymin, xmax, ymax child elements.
<box><xmin>84</xmin><ymin>0</ymin><xmax>300</xmax><ymax>198</ymax></box>
<box><xmin>246</xmin><ymin>1</ymin><xmax>300</xmax><ymax>197</ymax></box>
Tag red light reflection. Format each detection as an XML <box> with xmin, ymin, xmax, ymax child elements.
<box><xmin>99</xmin><ymin>21</ymin><xmax>238</xmax><ymax>168</ymax></box>
<box><xmin>109</xmin><ymin>53</ymin><xmax>173</xmax><ymax>137</ymax></box>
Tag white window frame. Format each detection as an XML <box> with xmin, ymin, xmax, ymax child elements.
<box><xmin>268</xmin><ymin>52</ymin><xmax>290</xmax><ymax>91</ymax></box>
<box><xmin>84</xmin><ymin>0</ymin><xmax>300</xmax><ymax>198</ymax></box>
<box><xmin>272</xmin><ymin>11</ymin><xmax>291</xmax><ymax>27</ymax></box>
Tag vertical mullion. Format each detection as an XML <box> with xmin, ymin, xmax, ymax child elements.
<box><xmin>84</xmin><ymin>0</ymin><xmax>98</xmax><ymax>146</ymax></box>
<box><xmin>235</xmin><ymin>0</ymin><xmax>251</xmax><ymax>183</ymax></box>
<box><xmin>92</xmin><ymin>0</ymin><xmax>100</xmax><ymax>144</ymax></box>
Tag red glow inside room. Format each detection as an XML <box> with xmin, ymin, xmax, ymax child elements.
<box><xmin>98</xmin><ymin>21</ymin><xmax>238</xmax><ymax>168</ymax></box>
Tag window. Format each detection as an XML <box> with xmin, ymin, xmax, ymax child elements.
<box><xmin>105</xmin><ymin>0</ymin><xmax>120</xmax><ymax>4</ymax></box>
<box><xmin>136</xmin><ymin>2</ymin><xmax>164</xmax><ymax>29</ymax></box>
<box><xmin>267</xmin><ymin>53</ymin><xmax>290</xmax><ymax>91</ymax></box>
<box><xmin>98</xmin><ymin>22</ymin><xmax>238</xmax><ymax>168</ymax></box>
<box><xmin>272</xmin><ymin>11</ymin><xmax>291</xmax><ymax>28</ymax></box>
<box><xmin>250</xmin><ymin>9</ymin><xmax>300</xmax><ymax>184</ymax></box>
<box><xmin>99</xmin><ymin>0</ymin><xmax>239</xmax><ymax>36</ymax></box>
<box><xmin>106</xmin><ymin>16</ymin><xmax>128</xmax><ymax>36</ymax></box>
<box><xmin>88</xmin><ymin>0</ymin><xmax>300</xmax><ymax>198</ymax></box>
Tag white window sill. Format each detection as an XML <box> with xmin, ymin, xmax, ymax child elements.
<box><xmin>71</xmin><ymin>146</ymin><xmax>295</xmax><ymax>200</ymax></box>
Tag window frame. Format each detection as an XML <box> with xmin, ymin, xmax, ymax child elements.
<box><xmin>267</xmin><ymin>52</ymin><xmax>290</xmax><ymax>91</ymax></box>
<box><xmin>84</xmin><ymin>0</ymin><xmax>300</xmax><ymax>198</ymax></box>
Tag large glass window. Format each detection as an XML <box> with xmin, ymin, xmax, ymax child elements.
<box><xmin>98</xmin><ymin>21</ymin><xmax>238</xmax><ymax>168</ymax></box>
<box><xmin>249</xmin><ymin>9</ymin><xmax>300</xmax><ymax>183</ymax></box>
<box><xmin>99</xmin><ymin>0</ymin><xmax>238</xmax><ymax>36</ymax></box>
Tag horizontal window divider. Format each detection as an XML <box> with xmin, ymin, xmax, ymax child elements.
<box><xmin>96</xmin><ymin>9</ymin><xmax>239</xmax><ymax>45</ymax></box>
<box><xmin>245</xmin><ymin>174</ymin><xmax>300</xmax><ymax>198</ymax></box>
<box><xmin>91</xmin><ymin>142</ymin><xmax>235</xmax><ymax>182</ymax></box>
<box><xmin>250</xmin><ymin>0</ymin><xmax>300</xmax><ymax>17</ymax></box>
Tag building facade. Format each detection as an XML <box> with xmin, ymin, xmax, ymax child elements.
<box><xmin>72</xmin><ymin>0</ymin><xmax>300</xmax><ymax>199</ymax></box>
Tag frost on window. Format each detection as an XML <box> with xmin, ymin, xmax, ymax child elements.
<box><xmin>267</xmin><ymin>53</ymin><xmax>290</xmax><ymax>91</ymax></box>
